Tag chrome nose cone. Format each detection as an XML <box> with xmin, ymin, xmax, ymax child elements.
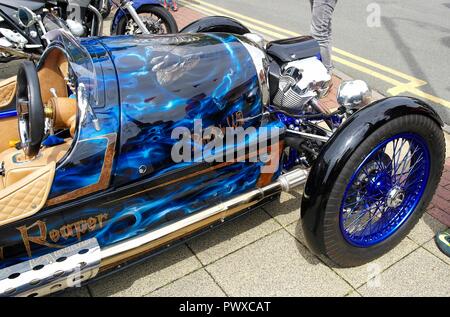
<box><xmin>337</xmin><ymin>80</ymin><xmax>372</xmax><ymax>111</ymax></box>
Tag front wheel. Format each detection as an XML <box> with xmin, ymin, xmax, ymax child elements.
<box><xmin>113</xmin><ymin>5</ymin><xmax>178</xmax><ymax>35</ymax></box>
<box><xmin>311</xmin><ymin>115</ymin><xmax>445</xmax><ymax>267</ymax></box>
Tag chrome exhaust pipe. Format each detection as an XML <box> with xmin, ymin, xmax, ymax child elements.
<box><xmin>0</xmin><ymin>168</ymin><xmax>308</xmax><ymax>297</ymax></box>
<box><xmin>100</xmin><ymin>168</ymin><xmax>308</xmax><ymax>269</ymax></box>
<box><xmin>88</xmin><ymin>4</ymin><xmax>103</xmax><ymax>36</ymax></box>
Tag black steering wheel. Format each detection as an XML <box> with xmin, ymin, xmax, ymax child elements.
<box><xmin>16</xmin><ymin>61</ymin><xmax>45</xmax><ymax>158</ymax></box>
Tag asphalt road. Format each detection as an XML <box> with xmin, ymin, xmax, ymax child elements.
<box><xmin>2</xmin><ymin>1</ymin><xmax>449</xmax><ymax>124</ymax></box>
<box><xmin>188</xmin><ymin>0</ymin><xmax>450</xmax><ymax>125</ymax></box>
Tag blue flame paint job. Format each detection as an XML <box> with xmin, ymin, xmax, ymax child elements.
<box><xmin>97</xmin><ymin>33</ymin><xmax>263</xmax><ymax>186</ymax></box>
<box><xmin>0</xmin><ymin>110</ymin><xmax>17</xmax><ymax>119</ymax></box>
<box><xmin>0</xmin><ymin>33</ymin><xmax>284</xmax><ymax>268</ymax></box>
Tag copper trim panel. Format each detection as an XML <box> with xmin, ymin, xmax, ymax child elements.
<box><xmin>46</xmin><ymin>133</ymin><xmax>117</xmax><ymax>206</ymax></box>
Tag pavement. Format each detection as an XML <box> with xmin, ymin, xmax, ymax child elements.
<box><xmin>52</xmin><ymin>3</ymin><xmax>450</xmax><ymax>297</ymax></box>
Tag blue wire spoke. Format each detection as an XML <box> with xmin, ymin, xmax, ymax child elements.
<box><xmin>342</xmin><ymin>198</ymin><xmax>366</xmax><ymax>220</ymax></box>
<box><xmin>403</xmin><ymin>178</ymin><xmax>425</xmax><ymax>191</ymax></box>
<box><xmin>360</xmin><ymin>201</ymin><xmax>385</xmax><ymax>231</ymax></box>
<box><xmin>393</xmin><ymin>143</ymin><xmax>417</xmax><ymax>180</ymax></box>
<box><xmin>391</xmin><ymin>139</ymin><xmax>412</xmax><ymax>184</ymax></box>
<box><xmin>344</xmin><ymin>201</ymin><xmax>381</xmax><ymax>230</ymax></box>
<box><xmin>342</xmin><ymin>193</ymin><xmax>382</xmax><ymax>209</ymax></box>
<box><xmin>390</xmin><ymin>138</ymin><xmax>403</xmax><ymax>174</ymax></box>
<box><xmin>397</xmin><ymin>158</ymin><xmax>426</xmax><ymax>188</ymax></box>
<box><xmin>393</xmin><ymin>145</ymin><xmax>421</xmax><ymax>182</ymax></box>
<box><xmin>339</xmin><ymin>133</ymin><xmax>430</xmax><ymax>247</ymax></box>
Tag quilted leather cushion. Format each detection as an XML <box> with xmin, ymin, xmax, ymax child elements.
<box><xmin>0</xmin><ymin>162</ymin><xmax>55</xmax><ymax>226</ymax></box>
<box><xmin>0</xmin><ymin>80</ymin><xmax>16</xmax><ymax>109</ymax></box>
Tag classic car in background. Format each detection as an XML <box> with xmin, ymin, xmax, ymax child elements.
<box><xmin>0</xmin><ymin>16</ymin><xmax>445</xmax><ymax>296</ymax></box>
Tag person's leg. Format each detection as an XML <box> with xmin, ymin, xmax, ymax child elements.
<box><xmin>310</xmin><ymin>0</ymin><xmax>337</xmax><ymax>73</ymax></box>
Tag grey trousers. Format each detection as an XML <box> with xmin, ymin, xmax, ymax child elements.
<box><xmin>309</xmin><ymin>0</ymin><xmax>338</xmax><ymax>72</ymax></box>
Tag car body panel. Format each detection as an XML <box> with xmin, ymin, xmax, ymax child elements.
<box><xmin>0</xmin><ymin>32</ymin><xmax>283</xmax><ymax>270</ymax></box>
<box><xmin>97</xmin><ymin>33</ymin><xmax>263</xmax><ymax>186</ymax></box>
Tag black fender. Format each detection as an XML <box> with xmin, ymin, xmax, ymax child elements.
<box><xmin>180</xmin><ymin>16</ymin><xmax>250</xmax><ymax>35</ymax></box>
<box><xmin>301</xmin><ymin>96</ymin><xmax>443</xmax><ymax>255</ymax></box>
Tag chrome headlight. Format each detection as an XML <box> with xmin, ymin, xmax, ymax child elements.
<box><xmin>337</xmin><ymin>80</ymin><xmax>372</xmax><ymax>112</ymax></box>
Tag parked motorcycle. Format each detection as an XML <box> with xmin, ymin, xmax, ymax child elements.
<box><xmin>0</xmin><ymin>0</ymin><xmax>178</xmax><ymax>61</ymax></box>
<box><xmin>109</xmin><ymin>0</ymin><xmax>178</xmax><ymax>35</ymax></box>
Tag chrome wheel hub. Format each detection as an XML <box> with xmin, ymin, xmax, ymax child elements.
<box><xmin>125</xmin><ymin>16</ymin><xmax>164</xmax><ymax>35</ymax></box>
<box><xmin>386</xmin><ymin>187</ymin><xmax>405</xmax><ymax>208</ymax></box>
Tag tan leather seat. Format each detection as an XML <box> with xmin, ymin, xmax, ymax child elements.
<box><xmin>0</xmin><ymin>162</ymin><xmax>55</xmax><ymax>226</ymax></box>
<box><xmin>0</xmin><ymin>76</ymin><xmax>16</xmax><ymax>109</ymax></box>
<box><xmin>0</xmin><ymin>48</ymin><xmax>74</xmax><ymax>226</ymax></box>
<box><xmin>1</xmin><ymin>143</ymin><xmax>70</xmax><ymax>188</ymax></box>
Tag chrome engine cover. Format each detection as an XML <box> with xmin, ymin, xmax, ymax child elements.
<box><xmin>273</xmin><ymin>57</ymin><xmax>331</xmax><ymax>111</ymax></box>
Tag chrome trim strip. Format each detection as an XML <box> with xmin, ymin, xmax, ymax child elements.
<box><xmin>100</xmin><ymin>168</ymin><xmax>308</xmax><ymax>267</ymax></box>
<box><xmin>286</xmin><ymin>129</ymin><xmax>330</xmax><ymax>143</ymax></box>
<box><xmin>0</xmin><ymin>238</ymin><xmax>100</xmax><ymax>297</ymax></box>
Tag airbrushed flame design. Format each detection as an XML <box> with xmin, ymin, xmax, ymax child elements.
<box><xmin>98</xmin><ymin>33</ymin><xmax>263</xmax><ymax>185</ymax></box>
<box><xmin>0</xmin><ymin>33</ymin><xmax>284</xmax><ymax>268</ymax></box>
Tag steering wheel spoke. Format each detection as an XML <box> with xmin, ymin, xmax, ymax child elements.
<box><xmin>18</xmin><ymin>99</ymin><xmax>30</xmax><ymax>115</ymax></box>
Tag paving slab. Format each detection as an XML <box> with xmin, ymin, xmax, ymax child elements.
<box><xmin>407</xmin><ymin>213</ymin><xmax>448</xmax><ymax>246</ymax></box>
<box><xmin>358</xmin><ymin>248</ymin><xmax>450</xmax><ymax>297</ymax></box>
<box><xmin>148</xmin><ymin>269</ymin><xmax>226</xmax><ymax>297</ymax></box>
<box><xmin>285</xmin><ymin>221</ymin><xmax>307</xmax><ymax>246</ymax></box>
<box><xmin>89</xmin><ymin>245</ymin><xmax>201</xmax><ymax>297</ymax></box>
<box><xmin>331</xmin><ymin>238</ymin><xmax>419</xmax><ymax>289</ymax></box>
<box><xmin>423</xmin><ymin>239</ymin><xmax>450</xmax><ymax>265</ymax></box>
<box><xmin>345</xmin><ymin>290</ymin><xmax>362</xmax><ymax>297</ymax></box>
<box><xmin>53</xmin><ymin>286</ymin><xmax>91</xmax><ymax>297</ymax></box>
<box><xmin>286</xmin><ymin>215</ymin><xmax>430</xmax><ymax>289</ymax></box>
<box><xmin>262</xmin><ymin>187</ymin><xmax>303</xmax><ymax>227</ymax></box>
<box><xmin>206</xmin><ymin>230</ymin><xmax>352</xmax><ymax>297</ymax></box>
<box><xmin>187</xmin><ymin>208</ymin><xmax>281</xmax><ymax>265</ymax></box>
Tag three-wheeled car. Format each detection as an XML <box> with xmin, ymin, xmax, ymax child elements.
<box><xmin>0</xmin><ymin>17</ymin><xmax>445</xmax><ymax>296</ymax></box>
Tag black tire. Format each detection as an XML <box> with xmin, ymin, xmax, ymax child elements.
<box><xmin>316</xmin><ymin>115</ymin><xmax>445</xmax><ymax>267</ymax></box>
<box><xmin>113</xmin><ymin>5</ymin><xmax>178</xmax><ymax>36</ymax></box>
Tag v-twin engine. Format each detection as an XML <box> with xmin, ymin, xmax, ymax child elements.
<box><xmin>273</xmin><ymin>57</ymin><xmax>331</xmax><ymax>112</ymax></box>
